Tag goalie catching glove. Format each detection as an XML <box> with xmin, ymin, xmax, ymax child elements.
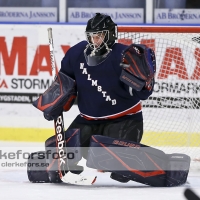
<box><xmin>120</xmin><ymin>44</ymin><xmax>156</xmax><ymax>91</ymax></box>
<box><xmin>32</xmin><ymin>71</ymin><xmax>77</xmax><ymax>121</ymax></box>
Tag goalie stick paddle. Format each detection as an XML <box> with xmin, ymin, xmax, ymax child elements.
<box><xmin>47</xmin><ymin>28</ymin><xmax>96</xmax><ymax>185</ymax></box>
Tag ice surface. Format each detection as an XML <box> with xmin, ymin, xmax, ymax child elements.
<box><xmin>0</xmin><ymin>141</ymin><xmax>200</xmax><ymax>200</ymax></box>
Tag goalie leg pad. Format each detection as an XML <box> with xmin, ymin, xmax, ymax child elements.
<box><xmin>86</xmin><ymin>135</ymin><xmax>167</xmax><ymax>187</ymax></box>
<box><xmin>45</xmin><ymin>129</ymin><xmax>82</xmax><ymax>174</ymax></box>
<box><xmin>32</xmin><ymin>71</ymin><xmax>77</xmax><ymax>121</ymax></box>
<box><xmin>86</xmin><ymin>135</ymin><xmax>190</xmax><ymax>187</ymax></box>
<box><xmin>165</xmin><ymin>153</ymin><xmax>190</xmax><ymax>187</ymax></box>
<box><xmin>27</xmin><ymin>151</ymin><xmax>50</xmax><ymax>183</ymax></box>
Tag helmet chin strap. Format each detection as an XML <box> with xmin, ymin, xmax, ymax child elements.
<box><xmin>90</xmin><ymin>37</ymin><xmax>97</xmax><ymax>56</ymax></box>
<box><xmin>105</xmin><ymin>43</ymin><xmax>112</xmax><ymax>54</ymax></box>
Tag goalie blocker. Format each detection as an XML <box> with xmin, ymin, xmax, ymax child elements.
<box><xmin>32</xmin><ymin>71</ymin><xmax>77</xmax><ymax>121</ymax></box>
<box><xmin>86</xmin><ymin>135</ymin><xmax>190</xmax><ymax>187</ymax></box>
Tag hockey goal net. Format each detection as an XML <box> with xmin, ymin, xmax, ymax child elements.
<box><xmin>117</xmin><ymin>26</ymin><xmax>200</xmax><ymax>170</ymax></box>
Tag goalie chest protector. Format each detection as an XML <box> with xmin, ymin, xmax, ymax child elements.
<box><xmin>60</xmin><ymin>41</ymin><xmax>153</xmax><ymax>121</ymax></box>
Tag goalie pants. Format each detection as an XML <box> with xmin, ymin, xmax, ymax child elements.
<box><xmin>68</xmin><ymin>115</ymin><xmax>143</xmax><ymax>159</ymax></box>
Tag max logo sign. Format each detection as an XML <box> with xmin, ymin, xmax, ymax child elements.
<box><xmin>0</xmin><ymin>37</ymin><xmax>70</xmax><ymax>88</ymax></box>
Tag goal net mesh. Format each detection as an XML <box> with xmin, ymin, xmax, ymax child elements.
<box><xmin>118</xmin><ymin>27</ymin><xmax>200</xmax><ymax>170</ymax></box>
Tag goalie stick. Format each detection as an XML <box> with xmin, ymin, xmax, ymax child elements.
<box><xmin>47</xmin><ymin>28</ymin><xmax>96</xmax><ymax>185</ymax></box>
<box><xmin>184</xmin><ymin>188</ymin><xmax>200</xmax><ymax>200</ymax></box>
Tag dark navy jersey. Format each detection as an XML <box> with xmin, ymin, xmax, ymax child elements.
<box><xmin>60</xmin><ymin>41</ymin><xmax>153</xmax><ymax>124</ymax></box>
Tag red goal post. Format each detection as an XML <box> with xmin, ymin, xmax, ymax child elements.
<box><xmin>117</xmin><ymin>26</ymin><xmax>200</xmax><ymax>168</ymax></box>
<box><xmin>118</xmin><ymin>26</ymin><xmax>200</xmax><ymax>33</ymax></box>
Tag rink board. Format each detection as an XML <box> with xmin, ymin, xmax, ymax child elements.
<box><xmin>0</xmin><ymin>127</ymin><xmax>200</xmax><ymax>147</ymax></box>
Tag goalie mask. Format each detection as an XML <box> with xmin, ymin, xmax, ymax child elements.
<box><xmin>84</xmin><ymin>13</ymin><xmax>117</xmax><ymax>66</ymax></box>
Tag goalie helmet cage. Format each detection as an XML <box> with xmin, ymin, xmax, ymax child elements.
<box><xmin>117</xmin><ymin>26</ymin><xmax>200</xmax><ymax>171</ymax></box>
